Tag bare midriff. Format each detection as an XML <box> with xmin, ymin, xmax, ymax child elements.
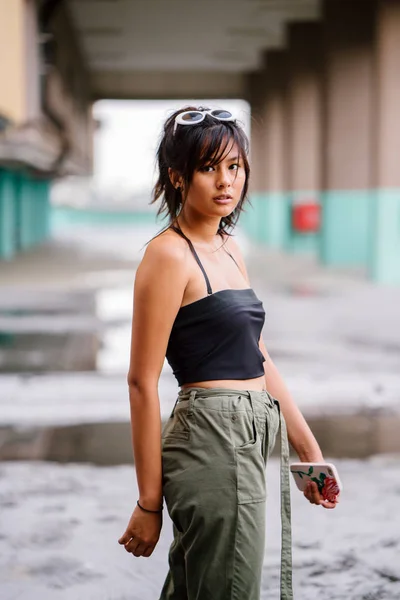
<box><xmin>181</xmin><ymin>374</ymin><xmax>266</xmax><ymax>392</ymax></box>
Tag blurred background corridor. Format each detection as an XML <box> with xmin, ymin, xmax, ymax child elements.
<box><xmin>0</xmin><ymin>1</ymin><xmax>400</xmax><ymax>598</ymax></box>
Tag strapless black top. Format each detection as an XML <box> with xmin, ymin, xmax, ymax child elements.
<box><xmin>165</xmin><ymin>227</ymin><xmax>266</xmax><ymax>386</ymax></box>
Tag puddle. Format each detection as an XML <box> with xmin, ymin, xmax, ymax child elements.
<box><xmin>0</xmin><ymin>287</ymin><xmax>133</xmax><ymax>373</ymax></box>
<box><xmin>2</xmin><ymin>408</ymin><xmax>400</xmax><ymax>464</ymax></box>
<box><xmin>0</xmin><ymin>332</ymin><xmax>99</xmax><ymax>372</ymax></box>
<box><xmin>0</xmin><ymin>422</ymin><xmax>133</xmax><ymax>465</ymax></box>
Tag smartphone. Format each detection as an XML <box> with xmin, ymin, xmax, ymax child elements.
<box><xmin>290</xmin><ymin>462</ymin><xmax>342</xmax><ymax>502</ymax></box>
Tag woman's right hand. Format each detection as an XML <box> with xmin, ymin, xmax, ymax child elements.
<box><xmin>118</xmin><ymin>504</ymin><xmax>163</xmax><ymax>558</ymax></box>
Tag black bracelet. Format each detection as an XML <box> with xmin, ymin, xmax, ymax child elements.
<box><xmin>137</xmin><ymin>500</ymin><xmax>163</xmax><ymax>514</ymax></box>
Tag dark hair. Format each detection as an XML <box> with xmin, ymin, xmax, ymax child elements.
<box><xmin>151</xmin><ymin>106</ymin><xmax>250</xmax><ymax>234</ymax></box>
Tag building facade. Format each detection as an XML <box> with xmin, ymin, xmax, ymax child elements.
<box><xmin>0</xmin><ymin>0</ymin><xmax>93</xmax><ymax>260</ymax></box>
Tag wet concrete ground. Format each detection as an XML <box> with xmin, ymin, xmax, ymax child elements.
<box><xmin>1</xmin><ymin>224</ymin><xmax>400</xmax><ymax>460</ymax></box>
<box><xmin>0</xmin><ymin>456</ymin><xmax>399</xmax><ymax>600</ymax></box>
<box><xmin>0</xmin><ymin>223</ymin><xmax>400</xmax><ymax>598</ymax></box>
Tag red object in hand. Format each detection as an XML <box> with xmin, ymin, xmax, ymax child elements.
<box><xmin>321</xmin><ymin>477</ymin><xmax>340</xmax><ymax>502</ymax></box>
<box><xmin>292</xmin><ymin>203</ymin><xmax>321</xmax><ymax>232</ymax></box>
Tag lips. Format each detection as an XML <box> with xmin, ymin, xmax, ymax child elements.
<box><xmin>213</xmin><ymin>195</ymin><xmax>232</xmax><ymax>201</ymax></box>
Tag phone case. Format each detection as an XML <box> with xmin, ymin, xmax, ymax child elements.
<box><xmin>290</xmin><ymin>462</ymin><xmax>342</xmax><ymax>502</ymax></box>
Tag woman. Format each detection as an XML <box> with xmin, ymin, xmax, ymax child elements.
<box><xmin>118</xmin><ymin>106</ymin><xmax>338</xmax><ymax>600</ymax></box>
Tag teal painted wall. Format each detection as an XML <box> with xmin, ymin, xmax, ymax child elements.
<box><xmin>245</xmin><ymin>192</ymin><xmax>320</xmax><ymax>253</ymax></box>
<box><xmin>320</xmin><ymin>190</ymin><xmax>374</xmax><ymax>267</ymax></box>
<box><xmin>242</xmin><ymin>194</ymin><xmax>266</xmax><ymax>243</ymax></box>
<box><xmin>244</xmin><ymin>192</ymin><xmax>289</xmax><ymax>248</ymax></box>
<box><xmin>240</xmin><ymin>187</ymin><xmax>399</xmax><ymax>284</ymax></box>
<box><xmin>51</xmin><ymin>206</ymin><xmax>159</xmax><ymax>230</ymax></box>
<box><xmin>371</xmin><ymin>189</ymin><xmax>400</xmax><ymax>285</ymax></box>
<box><xmin>0</xmin><ymin>168</ymin><xmax>50</xmax><ymax>260</ymax></box>
<box><xmin>32</xmin><ymin>180</ymin><xmax>50</xmax><ymax>244</ymax></box>
<box><xmin>265</xmin><ymin>192</ymin><xmax>290</xmax><ymax>249</ymax></box>
<box><xmin>0</xmin><ymin>169</ymin><xmax>17</xmax><ymax>259</ymax></box>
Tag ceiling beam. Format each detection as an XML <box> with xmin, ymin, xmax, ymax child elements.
<box><xmin>91</xmin><ymin>70</ymin><xmax>248</xmax><ymax>100</ymax></box>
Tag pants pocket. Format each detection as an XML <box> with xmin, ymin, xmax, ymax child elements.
<box><xmin>162</xmin><ymin>404</ymin><xmax>191</xmax><ymax>442</ymax></box>
<box><xmin>235</xmin><ymin>440</ymin><xmax>266</xmax><ymax>504</ymax></box>
<box><xmin>231</xmin><ymin>409</ymin><xmax>266</xmax><ymax>504</ymax></box>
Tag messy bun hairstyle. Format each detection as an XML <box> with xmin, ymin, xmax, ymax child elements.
<box><xmin>151</xmin><ymin>106</ymin><xmax>250</xmax><ymax>234</ymax></box>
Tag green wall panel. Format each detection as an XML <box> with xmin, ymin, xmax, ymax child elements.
<box><xmin>16</xmin><ymin>174</ymin><xmax>50</xmax><ymax>251</ymax></box>
<box><xmin>51</xmin><ymin>206</ymin><xmax>159</xmax><ymax>230</ymax></box>
<box><xmin>265</xmin><ymin>192</ymin><xmax>290</xmax><ymax>249</ymax></box>
<box><xmin>244</xmin><ymin>192</ymin><xmax>289</xmax><ymax>249</ymax></box>
<box><xmin>320</xmin><ymin>190</ymin><xmax>374</xmax><ymax>267</ymax></box>
<box><xmin>0</xmin><ymin>169</ymin><xmax>51</xmax><ymax>260</ymax></box>
<box><xmin>371</xmin><ymin>189</ymin><xmax>400</xmax><ymax>285</ymax></box>
<box><xmin>0</xmin><ymin>169</ymin><xmax>17</xmax><ymax>259</ymax></box>
<box><xmin>241</xmin><ymin>194</ymin><xmax>261</xmax><ymax>241</ymax></box>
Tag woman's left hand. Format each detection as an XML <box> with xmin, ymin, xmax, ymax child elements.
<box><xmin>303</xmin><ymin>481</ymin><xmax>339</xmax><ymax>509</ymax></box>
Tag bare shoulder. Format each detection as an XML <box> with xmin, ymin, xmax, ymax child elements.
<box><xmin>145</xmin><ymin>228</ymin><xmax>188</xmax><ymax>261</ymax></box>
<box><xmin>136</xmin><ymin>228</ymin><xmax>191</xmax><ymax>284</ymax></box>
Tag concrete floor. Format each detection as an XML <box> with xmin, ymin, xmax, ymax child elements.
<box><xmin>1</xmin><ymin>223</ymin><xmax>400</xmax><ymax>460</ymax></box>
<box><xmin>0</xmin><ymin>222</ymin><xmax>399</xmax><ymax>598</ymax></box>
<box><xmin>0</xmin><ymin>456</ymin><xmax>399</xmax><ymax>600</ymax></box>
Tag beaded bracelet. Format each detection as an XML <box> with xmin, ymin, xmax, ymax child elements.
<box><xmin>137</xmin><ymin>500</ymin><xmax>163</xmax><ymax>514</ymax></box>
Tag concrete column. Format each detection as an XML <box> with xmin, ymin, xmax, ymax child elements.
<box><xmin>0</xmin><ymin>0</ymin><xmax>39</xmax><ymax>123</ymax></box>
<box><xmin>261</xmin><ymin>51</ymin><xmax>290</xmax><ymax>249</ymax></box>
<box><xmin>0</xmin><ymin>0</ymin><xmax>26</xmax><ymax>122</ymax></box>
<box><xmin>321</xmin><ymin>0</ymin><xmax>375</xmax><ymax>267</ymax></box>
<box><xmin>286</xmin><ymin>22</ymin><xmax>322</xmax><ymax>254</ymax></box>
<box><xmin>371</xmin><ymin>0</ymin><xmax>400</xmax><ymax>284</ymax></box>
<box><xmin>246</xmin><ymin>71</ymin><xmax>269</xmax><ymax>243</ymax></box>
<box><xmin>246</xmin><ymin>55</ymin><xmax>289</xmax><ymax>249</ymax></box>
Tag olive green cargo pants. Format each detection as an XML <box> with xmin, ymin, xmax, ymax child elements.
<box><xmin>160</xmin><ymin>388</ymin><xmax>293</xmax><ymax>600</ymax></box>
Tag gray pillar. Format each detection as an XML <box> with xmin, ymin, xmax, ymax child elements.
<box><xmin>372</xmin><ymin>0</ymin><xmax>400</xmax><ymax>283</ymax></box>
<box><xmin>261</xmin><ymin>51</ymin><xmax>290</xmax><ymax>249</ymax></box>
<box><xmin>321</xmin><ymin>0</ymin><xmax>375</xmax><ymax>267</ymax></box>
<box><xmin>286</xmin><ymin>22</ymin><xmax>323</xmax><ymax>253</ymax></box>
<box><xmin>246</xmin><ymin>71</ymin><xmax>269</xmax><ymax>243</ymax></box>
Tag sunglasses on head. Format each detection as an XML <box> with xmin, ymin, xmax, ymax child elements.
<box><xmin>173</xmin><ymin>109</ymin><xmax>235</xmax><ymax>135</ymax></box>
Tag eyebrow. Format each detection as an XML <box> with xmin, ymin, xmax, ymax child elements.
<box><xmin>226</xmin><ymin>155</ymin><xmax>240</xmax><ymax>162</ymax></box>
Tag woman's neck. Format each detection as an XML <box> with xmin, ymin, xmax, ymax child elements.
<box><xmin>176</xmin><ymin>214</ymin><xmax>221</xmax><ymax>244</ymax></box>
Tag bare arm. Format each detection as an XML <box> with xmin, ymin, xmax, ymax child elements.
<box><xmin>226</xmin><ymin>236</ymin><xmax>323</xmax><ymax>462</ymax></box>
<box><xmin>118</xmin><ymin>235</ymin><xmax>191</xmax><ymax>556</ymax></box>
<box><xmin>127</xmin><ymin>235</ymin><xmax>189</xmax><ymax>509</ymax></box>
<box><xmin>257</xmin><ymin>340</ymin><xmax>337</xmax><ymax>507</ymax></box>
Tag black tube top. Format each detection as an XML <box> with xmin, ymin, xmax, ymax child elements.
<box><xmin>165</xmin><ymin>225</ymin><xmax>266</xmax><ymax>386</ymax></box>
<box><xmin>166</xmin><ymin>286</ymin><xmax>266</xmax><ymax>386</ymax></box>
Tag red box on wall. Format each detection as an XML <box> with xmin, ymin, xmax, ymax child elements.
<box><xmin>292</xmin><ymin>203</ymin><xmax>321</xmax><ymax>233</ymax></box>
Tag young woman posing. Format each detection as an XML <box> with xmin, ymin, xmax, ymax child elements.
<box><xmin>118</xmin><ymin>107</ymin><xmax>338</xmax><ymax>600</ymax></box>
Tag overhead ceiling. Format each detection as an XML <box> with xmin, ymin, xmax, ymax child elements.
<box><xmin>68</xmin><ymin>0</ymin><xmax>321</xmax><ymax>74</ymax></box>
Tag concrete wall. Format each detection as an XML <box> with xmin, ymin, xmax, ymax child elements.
<box><xmin>242</xmin><ymin>0</ymin><xmax>400</xmax><ymax>284</ymax></box>
<box><xmin>286</xmin><ymin>22</ymin><xmax>322</xmax><ymax>255</ymax></box>
<box><xmin>320</xmin><ymin>0</ymin><xmax>375</xmax><ymax>268</ymax></box>
<box><xmin>0</xmin><ymin>0</ymin><xmax>34</xmax><ymax>123</ymax></box>
<box><xmin>45</xmin><ymin>1</ymin><xmax>94</xmax><ymax>173</ymax></box>
<box><xmin>372</xmin><ymin>0</ymin><xmax>400</xmax><ymax>284</ymax></box>
<box><xmin>0</xmin><ymin>0</ymin><xmax>93</xmax><ymax>261</ymax></box>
